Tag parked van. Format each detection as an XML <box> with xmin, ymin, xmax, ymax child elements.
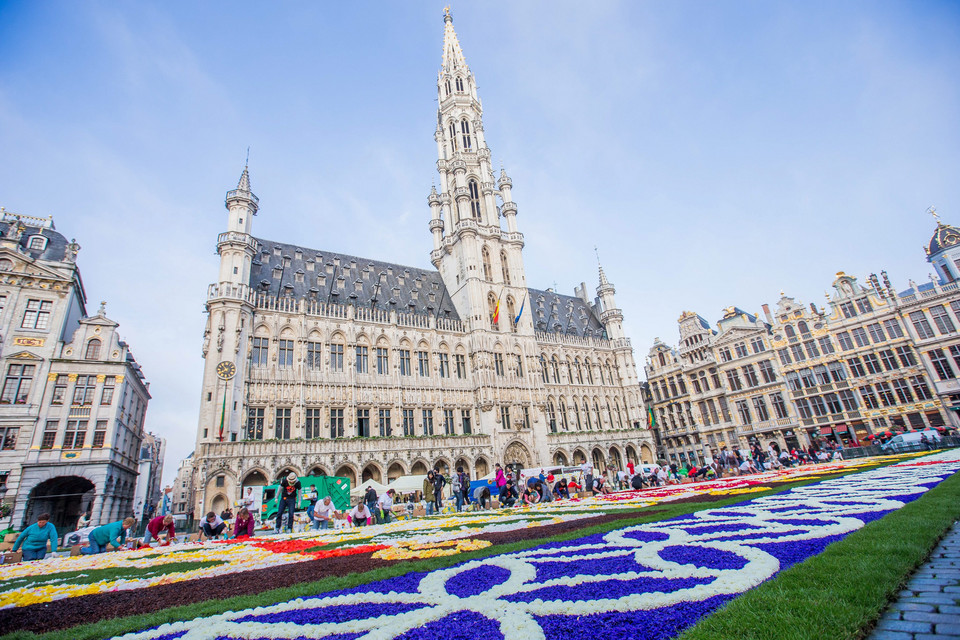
<box><xmin>881</xmin><ymin>429</ymin><xmax>941</xmax><ymax>453</ymax></box>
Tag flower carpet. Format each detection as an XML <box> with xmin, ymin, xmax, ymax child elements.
<box><xmin>0</xmin><ymin>455</ymin><xmax>892</xmax><ymax>613</ymax></box>
<box><xmin>87</xmin><ymin>450</ymin><xmax>960</xmax><ymax>640</ymax></box>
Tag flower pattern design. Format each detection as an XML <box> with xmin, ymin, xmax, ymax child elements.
<box><xmin>118</xmin><ymin>450</ymin><xmax>960</xmax><ymax>640</ymax></box>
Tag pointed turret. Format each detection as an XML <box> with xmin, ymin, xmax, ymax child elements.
<box><xmin>596</xmin><ymin>257</ymin><xmax>624</xmax><ymax>340</ymax></box>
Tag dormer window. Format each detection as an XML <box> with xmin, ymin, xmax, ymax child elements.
<box><xmin>85</xmin><ymin>339</ymin><xmax>101</xmax><ymax>360</ymax></box>
<box><xmin>28</xmin><ymin>236</ymin><xmax>46</xmax><ymax>251</ymax></box>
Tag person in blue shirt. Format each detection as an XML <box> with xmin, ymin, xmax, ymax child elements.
<box><xmin>12</xmin><ymin>513</ymin><xmax>58</xmax><ymax>561</ymax></box>
<box><xmin>80</xmin><ymin>517</ymin><xmax>136</xmax><ymax>554</ymax></box>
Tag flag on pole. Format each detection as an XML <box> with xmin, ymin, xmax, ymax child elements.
<box><xmin>218</xmin><ymin>390</ymin><xmax>227</xmax><ymax>441</ymax></box>
<box><xmin>493</xmin><ymin>290</ymin><xmax>502</xmax><ymax>324</ymax></box>
<box><xmin>514</xmin><ymin>293</ymin><xmax>526</xmax><ymax>325</ymax></box>
<box><xmin>647</xmin><ymin>406</ymin><xmax>656</xmax><ymax>430</ymax></box>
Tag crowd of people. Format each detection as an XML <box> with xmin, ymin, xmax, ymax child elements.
<box><xmin>5</xmin><ymin>438</ymin><xmax>887</xmax><ymax>562</ymax></box>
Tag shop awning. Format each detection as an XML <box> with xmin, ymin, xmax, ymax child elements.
<box><xmin>819</xmin><ymin>427</ymin><xmax>833</xmax><ymax>435</ymax></box>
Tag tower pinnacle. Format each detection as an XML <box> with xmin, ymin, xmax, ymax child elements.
<box><xmin>441</xmin><ymin>9</ymin><xmax>468</xmax><ymax>74</ymax></box>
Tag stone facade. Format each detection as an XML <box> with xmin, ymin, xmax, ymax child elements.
<box><xmin>171</xmin><ymin>453</ymin><xmax>194</xmax><ymax>516</ymax></box>
<box><xmin>645</xmin><ymin>218</ymin><xmax>960</xmax><ymax>465</ymax></box>
<box><xmin>190</xmin><ymin>13</ymin><xmax>654</xmax><ymax>516</ymax></box>
<box><xmin>0</xmin><ymin>210</ymin><xmax>151</xmax><ymax>533</ymax></box>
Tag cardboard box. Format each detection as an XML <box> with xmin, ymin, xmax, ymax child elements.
<box><xmin>0</xmin><ymin>542</ymin><xmax>13</xmax><ymax>552</ymax></box>
<box><xmin>0</xmin><ymin>551</ymin><xmax>22</xmax><ymax>565</ymax></box>
<box><xmin>491</xmin><ymin>499</ymin><xmax>500</xmax><ymax>509</ymax></box>
<box><xmin>3</xmin><ymin>533</ymin><xmax>18</xmax><ymax>543</ymax></box>
<box><xmin>70</xmin><ymin>545</ymin><xmax>82</xmax><ymax>557</ymax></box>
<box><xmin>412</xmin><ymin>505</ymin><xmax>426</xmax><ymax>517</ymax></box>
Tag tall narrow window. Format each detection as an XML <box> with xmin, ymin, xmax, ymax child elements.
<box><xmin>85</xmin><ymin>339</ymin><xmax>101</xmax><ymax>360</ymax></box>
<box><xmin>246</xmin><ymin>408</ymin><xmax>264</xmax><ymax>440</ymax></box>
<box><xmin>469</xmin><ymin>180</ymin><xmax>481</xmax><ymax>219</ymax></box>
<box><xmin>378</xmin><ymin>408</ymin><xmax>391</xmax><ymax>437</ymax></box>
<box><xmin>417</xmin><ymin>350</ymin><xmax>430</xmax><ymax>376</ymax></box>
<box><xmin>40</xmin><ymin>420</ymin><xmax>58</xmax><ymax>449</ymax></box>
<box><xmin>305</xmin><ymin>408</ymin><xmax>322</xmax><ymax>439</ymax></box>
<box><xmin>455</xmin><ymin>76</ymin><xmax>464</xmax><ymax>92</ymax></box>
<box><xmin>438</xmin><ymin>352</ymin><xmax>450</xmax><ymax>378</ymax></box>
<box><xmin>461</xmin><ymin>409</ymin><xmax>471</xmax><ymax>434</ymax></box>
<box><xmin>275</xmin><ymin>408</ymin><xmax>291</xmax><ymax>439</ymax></box>
<box><xmin>330</xmin><ymin>408</ymin><xmax>344</xmax><ymax>438</ymax></box>
<box><xmin>422</xmin><ymin>409</ymin><xmax>434</xmax><ymax>435</ymax></box>
<box><xmin>500</xmin><ymin>251</ymin><xmax>511</xmax><ymax>284</ymax></box>
<box><xmin>455</xmin><ymin>353</ymin><xmax>466</xmax><ymax>379</ymax></box>
<box><xmin>51</xmin><ymin>375</ymin><xmax>68</xmax><ymax>405</ymax></box>
<box><xmin>357</xmin><ymin>408</ymin><xmax>370</xmax><ymax>437</ymax></box>
<box><xmin>376</xmin><ymin>347</ymin><xmax>389</xmax><ymax>375</ymax></box>
<box><xmin>448</xmin><ymin>122</ymin><xmax>457</xmax><ymax>155</ymax></box>
<box><xmin>356</xmin><ymin>345</ymin><xmax>369</xmax><ymax>374</ymax></box>
<box><xmin>399</xmin><ymin>349</ymin><xmax>411</xmax><ymax>376</ymax></box>
<box><xmin>251</xmin><ymin>338</ymin><xmax>269</xmax><ymax>367</ymax></box>
<box><xmin>547</xmin><ymin>402</ymin><xmax>557</xmax><ymax>432</ymax></box>
<box><xmin>307</xmin><ymin>342</ymin><xmax>322</xmax><ymax>369</ymax></box>
<box><xmin>278</xmin><ymin>340</ymin><xmax>294</xmax><ymax>368</ymax></box>
<box><xmin>330</xmin><ymin>342</ymin><xmax>344</xmax><ymax>372</ymax></box>
<box><xmin>460</xmin><ymin>119</ymin><xmax>472</xmax><ymax>150</ymax></box>
<box><xmin>444</xmin><ymin>79</ymin><xmax>451</xmax><ymax>96</ymax></box>
<box><xmin>402</xmin><ymin>409</ymin><xmax>415</xmax><ymax>436</ymax></box>
<box><xmin>444</xmin><ymin>408</ymin><xmax>455</xmax><ymax>435</ymax></box>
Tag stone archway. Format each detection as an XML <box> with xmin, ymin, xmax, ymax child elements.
<box><xmin>241</xmin><ymin>470</ymin><xmax>268</xmax><ymax>487</ymax></box>
<box><xmin>307</xmin><ymin>466</ymin><xmax>328</xmax><ymax>477</ymax></box>
<box><xmin>474</xmin><ymin>457</ymin><xmax>490</xmax><ymax>478</ymax></box>
<box><xmin>210</xmin><ymin>494</ymin><xmax>228</xmax><ymax>515</ymax></box>
<box><xmin>335</xmin><ymin>465</ymin><xmax>357</xmax><ymax>487</ymax></box>
<box><xmin>411</xmin><ymin>460</ymin><xmax>429</xmax><ymax>476</ymax></box>
<box><xmin>592</xmin><ymin>447</ymin><xmax>606</xmax><ymax>471</ymax></box>
<box><xmin>361</xmin><ymin>463</ymin><xmax>382</xmax><ymax>483</ymax></box>
<box><xmin>573</xmin><ymin>448</ymin><xmax>588</xmax><ymax>464</ymax></box>
<box><xmin>608</xmin><ymin>446</ymin><xmax>623</xmax><ymax>471</ymax></box>
<box><xmin>553</xmin><ymin>450</ymin><xmax>569</xmax><ymax>466</ymax></box>
<box><xmin>625</xmin><ymin>445</ymin><xmax>638</xmax><ymax>464</ymax></box>
<box><xmin>640</xmin><ymin>443</ymin><xmax>654</xmax><ymax>463</ymax></box>
<box><xmin>503</xmin><ymin>441</ymin><xmax>532</xmax><ymax>468</ymax></box>
<box><xmin>386</xmin><ymin>462</ymin><xmax>406</xmax><ymax>482</ymax></box>
<box><xmin>433</xmin><ymin>458</ymin><xmax>450</xmax><ymax>475</ymax></box>
<box><xmin>454</xmin><ymin>457</ymin><xmax>470</xmax><ymax>477</ymax></box>
<box><xmin>24</xmin><ymin>476</ymin><xmax>95</xmax><ymax>534</ymax></box>
<box><xmin>275</xmin><ymin>467</ymin><xmax>300</xmax><ymax>482</ymax></box>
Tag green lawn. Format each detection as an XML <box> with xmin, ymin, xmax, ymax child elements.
<box><xmin>680</xmin><ymin>468</ymin><xmax>960</xmax><ymax>640</ymax></box>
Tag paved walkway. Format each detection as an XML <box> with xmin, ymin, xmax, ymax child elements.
<box><xmin>869</xmin><ymin>521</ymin><xmax>960</xmax><ymax>639</ymax></box>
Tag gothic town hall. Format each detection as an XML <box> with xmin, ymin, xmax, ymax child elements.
<box><xmin>192</xmin><ymin>13</ymin><xmax>653</xmax><ymax>514</ymax></box>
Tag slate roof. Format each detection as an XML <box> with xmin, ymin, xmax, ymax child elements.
<box><xmin>529</xmin><ymin>287</ymin><xmax>606</xmax><ymax>337</ymax></box>
<box><xmin>249</xmin><ymin>236</ymin><xmax>606</xmax><ymax>337</ymax></box>
<box><xmin>0</xmin><ymin>221</ymin><xmax>71</xmax><ymax>263</ymax></box>
<box><xmin>249</xmin><ymin>237</ymin><xmax>460</xmax><ymax>319</ymax></box>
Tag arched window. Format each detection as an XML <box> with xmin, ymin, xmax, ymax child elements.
<box><xmin>455</xmin><ymin>76</ymin><xmax>464</xmax><ymax>92</ymax></box>
<box><xmin>547</xmin><ymin>401</ymin><xmax>557</xmax><ymax>433</ymax></box>
<box><xmin>585</xmin><ymin>360</ymin><xmax>594</xmax><ymax>385</ymax></box>
<box><xmin>468</xmin><ymin>180</ymin><xmax>481</xmax><ymax>219</ymax></box>
<box><xmin>576</xmin><ymin>359</ymin><xmax>584</xmax><ymax>384</ymax></box>
<box><xmin>784</xmin><ymin>325</ymin><xmax>796</xmax><ymax>339</ymax></box>
<box><xmin>506</xmin><ymin>297</ymin><xmax>517</xmax><ymax>333</ymax></box>
<box><xmin>460</xmin><ymin>119</ymin><xmax>472</xmax><ymax>150</ymax></box>
<box><xmin>798</xmin><ymin>321</ymin><xmax>810</xmax><ymax>335</ymax></box>
<box><xmin>85</xmin><ymin>339</ymin><xmax>101</xmax><ymax>360</ymax></box>
<box><xmin>593</xmin><ymin>401</ymin><xmax>603</xmax><ymax>430</ymax></box>
<box><xmin>551</xmin><ymin>356</ymin><xmax>560</xmax><ymax>383</ymax></box>
<box><xmin>606</xmin><ymin>402</ymin><xmax>614</xmax><ymax>429</ymax></box>
<box><xmin>614</xmin><ymin>398</ymin><xmax>624</xmax><ymax>428</ymax></box>
<box><xmin>500</xmin><ymin>251</ymin><xmax>511</xmax><ymax>285</ymax></box>
<box><xmin>559</xmin><ymin>398</ymin><xmax>569</xmax><ymax>430</ymax></box>
<box><xmin>540</xmin><ymin>355</ymin><xmax>549</xmax><ymax>382</ymax></box>
<box><xmin>658</xmin><ymin>352</ymin><xmax>666</xmax><ymax>366</ymax></box>
<box><xmin>444</xmin><ymin>79</ymin><xmax>451</xmax><ymax>96</ymax></box>
<box><xmin>583</xmin><ymin>399</ymin><xmax>592</xmax><ymax>429</ymax></box>
<box><xmin>482</xmin><ymin>246</ymin><xmax>493</xmax><ymax>281</ymax></box>
<box><xmin>448</xmin><ymin>121</ymin><xmax>457</xmax><ymax>155</ymax></box>
<box><xmin>573</xmin><ymin>402</ymin><xmax>582</xmax><ymax>430</ymax></box>
<box><xmin>599</xmin><ymin>365</ymin><xmax>606</xmax><ymax>385</ymax></box>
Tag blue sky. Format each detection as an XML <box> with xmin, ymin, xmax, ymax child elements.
<box><xmin>1</xmin><ymin>1</ymin><xmax>958</xmax><ymax>484</ymax></box>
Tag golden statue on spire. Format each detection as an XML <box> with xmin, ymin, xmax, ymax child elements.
<box><xmin>928</xmin><ymin>206</ymin><xmax>941</xmax><ymax>224</ymax></box>
<box><xmin>444</xmin><ymin>6</ymin><xmax>451</xmax><ymax>17</ymax></box>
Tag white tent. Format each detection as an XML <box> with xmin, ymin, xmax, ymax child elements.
<box><xmin>350</xmin><ymin>478</ymin><xmax>389</xmax><ymax>499</ymax></box>
<box><xmin>386</xmin><ymin>474</ymin><xmax>428</xmax><ymax>496</ymax></box>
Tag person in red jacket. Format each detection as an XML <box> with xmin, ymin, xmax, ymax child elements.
<box><xmin>234</xmin><ymin>508</ymin><xmax>256</xmax><ymax>538</ymax></box>
<box><xmin>144</xmin><ymin>514</ymin><xmax>177</xmax><ymax>545</ymax></box>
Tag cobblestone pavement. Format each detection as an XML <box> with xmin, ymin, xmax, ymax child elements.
<box><xmin>868</xmin><ymin>522</ymin><xmax>960</xmax><ymax>639</ymax></box>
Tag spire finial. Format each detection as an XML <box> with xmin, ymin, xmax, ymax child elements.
<box><xmin>928</xmin><ymin>205</ymin><xmax>941</xmax><ymax>224</ymax></box>
<box><xmin>98</xmin><ymin>301</ymin><xmax>107</xmax><ymax>317</ymax></box>
<box><xmin>245</xmin><ymin>146</ymin><xmax>250</xmax><ymax>167</ymax></box>
<box><xmin>441</xmin><ymin>6</ymin><xmax>467</xmax><ymax>71</ymax></box>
